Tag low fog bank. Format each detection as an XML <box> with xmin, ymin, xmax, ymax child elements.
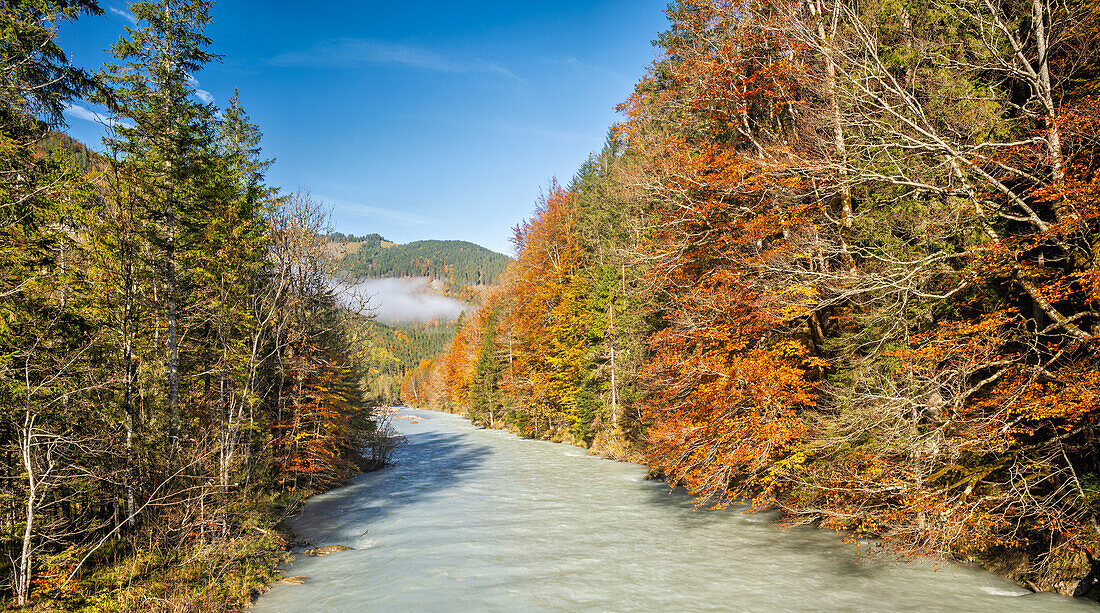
<box><xmin>340</xmin><ymin>277</ymin><xmax>469</xmax><ymax>325</ymax></box>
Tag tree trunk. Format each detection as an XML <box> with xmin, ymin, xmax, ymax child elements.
<box><xmin>16</xmin><ymin>408</ymin><xmax>36</xmax><ymax>607</ymax></box>
<box><xmin>166</xmin><ymin>182</ymin><xmax>180</xmax><ymax>456</ymax></box>
<box><xmin>813</xmin><ymin>0</ymin><xmax>855</xmax><ymax>274</ymax></box>
<box><xmin>609</xmin><ymin>301</ymin><xmax>618</xmax><ymax>430</ymax></box>
<box><xmin>123</xmin><ymin>237</ymin><xmax>136</xmax><ymax>527</ymax></box>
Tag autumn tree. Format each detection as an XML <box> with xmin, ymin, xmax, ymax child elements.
<box><xmin>612</xmin><ymin>0</ymin><xmax>1100</xmax><ymax>587</ymax></box>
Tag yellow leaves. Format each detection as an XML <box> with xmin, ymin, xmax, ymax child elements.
<box><xmin>773</xmin><ymin>339</ymin><xmax>828</xmax><ymax>370</ymax></box>
<box><xmin>775</xmin><ymin>339</ymin><xmax>807</xmax><ymax>358</ymax></box>
<box><xmin>777</xmin><ymin>284</ymin><xmax>819</xmax><ymax>321</ymax></box>
<box><xmin>763</xmin><ymin>450</ymin><xmax>809</xmax><ymax>483</ymax></box>
<box><xmin>802</xmin><ymin>355</ymin><xmax>830</xmax><ymax>369</ymax></box>
<box><xmin>426</xmin><ymin>186</ymin><xmax>591</xmax><ymax>431</ymax></box>
<box><xmin>499</xmin><ymin>187</ymin><xmax>592</xmax><ymax>424</ymax></box>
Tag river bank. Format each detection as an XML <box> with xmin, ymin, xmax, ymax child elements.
<box><xmin>26</xmin><ymin>491</ymin><xmax>294</xmax><ymax>612</ymax></box>
<box><xmin>22</xmin><ymin>422</ymin><xmax>399</xmax><ymax>612</ymax></box>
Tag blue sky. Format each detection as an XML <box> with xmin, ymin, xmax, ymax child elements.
<box><xmin>60</xmin><ymin>1</ymin><xmax>669</xmax><ymax>255</ymax></box>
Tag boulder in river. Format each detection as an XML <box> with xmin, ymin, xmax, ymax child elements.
<box><xmin>301</xmin><ymin>544</ymin><xmax>354</xmax><ymax>557</ymax></box>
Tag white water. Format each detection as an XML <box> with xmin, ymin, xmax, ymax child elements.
<box><xmin>253</xmin><ymin>409</ymin><xmax>1094</xmax><ymax>612</ymax></box>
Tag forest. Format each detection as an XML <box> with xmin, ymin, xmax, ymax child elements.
<box><xmin>353</xmin><ymin>317</ymin><xmax>458</xmax><ymax>406</ymax></box>
<box><xmin>0</xmin><ymin>1</ymin><xmax>392</xmax><ymax>610</ymax></box>
<box><xmin>337</xmin><ymin>238</ymin><xmax>510</xmax><ymax>294</ymax></box>
<box><xmin>333</xmin><ymin>236</ymin><xmax>504</xmax><ymax>405</ymax></box>
<box><xmin>407</xmin><ymin>0</ymin><xmax>1100</xmax><ymax>596</ymax></box>
<box><xmin>6</xmin><ymin>0</ymin><xmax>1100</xmax><ymax>607</ymax></box>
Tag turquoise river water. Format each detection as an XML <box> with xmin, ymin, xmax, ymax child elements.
<box><xmin>252</xmin><ymin>408</ymin><xmax>1096</xmax><ymax>612</ymax></box>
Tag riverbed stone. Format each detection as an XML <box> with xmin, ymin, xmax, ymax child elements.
<box><xmin>279</xmin><ymin>576</ymin><xmax>309</xmax><ymax>584</ymax></box>
<box><xmin>302</xmin><ymin>544</ymin><xmax>354</xmax><ymax>557</ymax></box>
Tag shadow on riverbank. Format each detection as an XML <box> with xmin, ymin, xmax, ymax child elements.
<box><xmin>283</xmin><ymin>429</ymin><xmax>492</xmax><ymax>545</ymax></box>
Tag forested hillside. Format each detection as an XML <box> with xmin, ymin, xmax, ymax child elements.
<box><xmin>331</xmin><ymin>236</ymin><xmax>504</xmax><ymax>400</ymax></box>
<box><xmin>350</xmin><ymin>317</ymin><xmax>457</xmax><ymax>405</ymax></box>
<box><xmin>408</xmin><ymin>0</ymin><xmax>1100</xmax><ymax>596</ymax></box>
<box><xmin>34</xmin><ymin>132</ymin><xmax>96</xmax><ymax>172</ymax></box>
<box><xmin>0</xmin><ymin>1</ymin><xmax>392</xmax><ymax>610</ymax></box>
<box><xmin>338</xmin><ymin>238</ymin><xmax>510</xmax><ymax>291</ymax></box>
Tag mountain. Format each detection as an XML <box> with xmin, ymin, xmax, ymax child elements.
<box><xmin>331</xmin><ymin>235</ymin><xmax>509</xmax><ymax>402</ymax></box>
<box><xmin>335</xmin><ymin>237</ymin><xmax>511</xmax><ymax>290</ymax></box>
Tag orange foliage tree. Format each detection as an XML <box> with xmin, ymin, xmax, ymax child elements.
<box><xmin>620</xmin><ymin>0</ymin><xmax>1100</xmax><ymax>582</ymax></box>
<box><xmin>501</xmin><ymin>185</ymin><xmax>592</xmax><ymax>439</ymax></box>
<box><xmin>616</xmin><ymin>0</ymin><xmax>822</xmax><ymax>507</ymax></box>
<box><xmin>414</xmin><ymin>0</ymin><xmax>1100</xmax><ymax>590</ymax></box>
<box><xmin>272</xmin><ymin>349</ymin><xmax>365</xmax><ymax>490</ymax></box>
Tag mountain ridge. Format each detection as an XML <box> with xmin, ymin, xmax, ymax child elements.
<box><xmin>334</xmin><ymin>235</ymin><xmax>511</xmax><ymax>291</ymax></box>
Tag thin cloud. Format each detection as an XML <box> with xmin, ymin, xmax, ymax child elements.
<box><xmin>108</xmin><ymin>6</ymin><xmax>137</xmax><ymax>25</ymax></box>
<box><xmin>185</xmin><ymin>75</ymin><xmax>215</xmax><ymax>104</ymax></box>
<box><xmin>554</xmin><ymin>56</ymin><xmax>630</xmax><ymax>83</ymax></box>
<box><xmin>63</xmin><ymin>103</ymin><xmax>104</xmax><ymax>123</ymax></box>
<box><xmin>63</xmin><ymin>103</ymin><xmax>133</xmax><ymax>128</ymax></box>
<box><xmin>480</xmin><ymin>61</ymin><xmax>522</xmax><ymax>82</ymax></box>
<box><xmin>319</xmin><ymin>195</ymin><xmax>427</xmax><ymax>226</ymax></box>
<box><xmin>270</xmin><ymin>38</ymin><xmax>522</xmax><ymax>82</ymax></box>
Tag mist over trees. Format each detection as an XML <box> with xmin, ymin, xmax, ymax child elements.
<box><xmin>342</xmin><ymin>277</ymin><xmax>469</xmax><ymax>324</ymax></box>
<box><xmin>410</xmin><ymin>0</ymin><xmax>1100</xmax><ymax>596</ymax></box>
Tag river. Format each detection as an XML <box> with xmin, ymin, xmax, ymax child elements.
<box><xmin>253</xmin><ymin>409</ymin><xmax>1094</xmax><ymax>612</ymax></box>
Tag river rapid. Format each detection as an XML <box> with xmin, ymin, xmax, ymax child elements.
<box><xmin>253</xmin><ymin>409</ymin><xmax>1094</xmax><ymax>612</ymax></box>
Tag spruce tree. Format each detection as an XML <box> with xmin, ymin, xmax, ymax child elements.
<box><xmin>99</xmin><ymin>0</ymin><xmax>218</xmax><ymax>458</ymax></box>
